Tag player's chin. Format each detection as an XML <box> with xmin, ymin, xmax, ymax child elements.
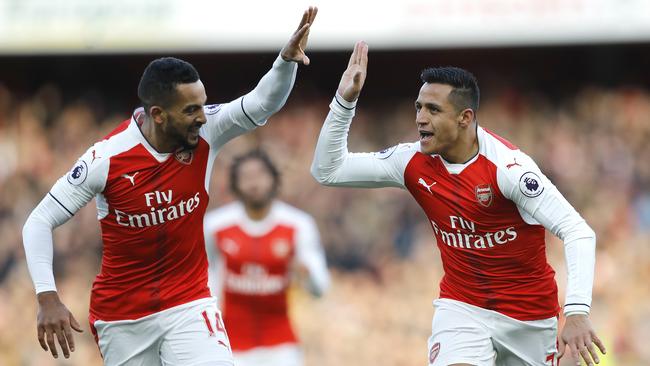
<box><xmin>420</xmin><ymin>140</ymin><xmax>438</xmax><ymax>155</ymax></box>
<box><xmin>185</xmin><ymin>135</ymin><xmax>200</xmax><ymax>148</ymax></box>
<box><xmin>245</xmin><ymin>194</ymin><xmax>273</xmax><ymax>209</ymax></box>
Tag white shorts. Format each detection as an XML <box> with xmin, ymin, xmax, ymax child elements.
<box><xmin>428</xmin><ymin>299</ymin><xmax>558</xmax><ymax>366</ymax></box>
<box><xmin>92</xmin><ymin>297</ymin><xmax>233</xmax><ymax>366</ymax></box>
<box><xmin>233</xmin><ymin>343</ymin><xmax>303</xmax><ymax>366</ymax></box>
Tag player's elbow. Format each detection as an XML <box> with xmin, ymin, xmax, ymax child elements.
<box><xmin>310</xmin><ymin>163</ymin><xmax>335</xmax><ymax>186</ymax></box>
<box><xmin>22</xmin><ymin>211</ymin><xmax>44</xmax><ymax>251</ymax></box>
<box><xmin>310</xmin><ymin>161</ymin><xmax>327</xmax><ymax>184</ymax></box>
<box><xmin>22</xmin><ymin>215</ymin><xmax>33</xmax><ymax>244</ymax></box>
<box><xmin>578</xmin><ymin>221</ymin><xmax>596</xmax><ymax>242</ymax></box>
<box><xmin>585</xmin><ymin>225</ymin><xmax>596</xmax><ymax>244</ymax></box>
<box><xmin>563</xmin><ymin>221</ymin><xmax>596</xmax><ymax>247</ymax></box>
<box><xmin>22</xmin><ymin>210</ymin><xmax>41</xmax><ymax>238</ymax></box>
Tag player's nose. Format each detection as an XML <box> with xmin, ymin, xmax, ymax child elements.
<box><xmin>196</xmin><ymin>109</ymin><xmax>207</xmax><ymax>125</ymax></box>
<box><xmin>415</xmin><ymin>110</ymin><xmax>427</xmax><ymax>125</ymax></box>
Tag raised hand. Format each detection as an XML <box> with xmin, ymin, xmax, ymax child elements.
<box><xmin>337</xmin><ymin>41</ymin><xmax>369</xmax><ymax>103</ymax></box>
<box><xmin>558</xmin><ymin>314</ymin><xmax>606</xmax><ymax>366</ymax></box>
<box><xmin>280</xmin><ymin>6</ymin><xmax>318</xmax><ymax>65</ymax></box>
<box><xmin>36</xmin><ymin>291</ymin><xmax>83</xmax><ymax>359</ymax></box>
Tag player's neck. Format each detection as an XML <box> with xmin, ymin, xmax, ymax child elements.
<box><xmin>244</xmin><ymin>204</ymin><xmax>272</xmax><ymax>221</ymax></box>
<box><xmin>440</xmin><ymin>127</ymin><xmax>479</xmax><ymax>164</ymax></box>
<box><xmin>140</xmin><ymin>117</ymin><xmax>179</xmax><ymax>153</ymax></box>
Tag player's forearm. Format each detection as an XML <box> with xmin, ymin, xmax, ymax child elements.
<box><xmin>241</xmin><ymin>55</ymin><xmax>298</xmax><ymax>124</ymax></box>
<box><xmin>22</xmin><ymin>196</ymin><xmax>71</xmax><ymax>294</ymax></box>
<box><xmin>307</xmin><ymin>266</ymin><xmax>330</xmax><ymax>297</ymax></box>
<box><xmin>311</xmin><ymin>94</ymin><xmax>357</xmax><ymax>185</ymax></box>
<box><xmin>530</xmin><ymin>185</ymin><xmax>597</xmax><ymax>314</ymax></box>
<box><xmin>563</xmin><ymin>229</ymin><xmax>596</xmax><ymax>315</ymax></box>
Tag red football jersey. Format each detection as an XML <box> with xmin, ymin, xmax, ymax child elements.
<box><xmin>49</xmin><ymin>103</ymin><xmax>263</xmax><ymax>322</ymax></box>
<box><xmin>204</xmin><ymin>201</ymin><xmax>329</xmax><ymax>351</ymax></box>
<box><xmin>313</xmin><ymin>97</ymin><xmax>595</xmax><ymax>320</ymax></box>
<box><xmin>402</xmin><ymin>136</ymin><xmax>557</xmax><ymax>320</ymax></box>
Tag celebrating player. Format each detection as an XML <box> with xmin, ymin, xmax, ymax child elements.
<box><xmin>204</xmin><ymin>150</ymin><xmax>330</xmax><ymax>366</ymax></box>
<box><xmin>21</xmin><ymin>7</ymin><xmax>317</xmax><ymax>365</ymax></box>
<box><xmin>311</xmin><ymin>41</ymin><xmax>606</xmax><ymax>366</ymax></box>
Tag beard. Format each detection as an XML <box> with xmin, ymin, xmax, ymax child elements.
<box><xmin>164</xmin><ymin>117</ymin><xmax>199</xmax><ymax>150</ymax></box>
<box><xmin>241</xmin><ymin>189</ymin><xmax>275</xmax><ymax>210</ymax></box>
<box><xmin>245</xmin><ymin>195</ymin><xmax>273</xmax><ymax>210</ymax></box>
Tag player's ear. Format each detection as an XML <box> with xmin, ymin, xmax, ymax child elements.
<box><xmin>457</xmin><ymin>108</ymin><xmax>474</xmax><ymax>128</ymax></box>
<box><xmin>149</xmin><ymin>106</ymin><xmax>167</xmax><ymax>125</ymax></box>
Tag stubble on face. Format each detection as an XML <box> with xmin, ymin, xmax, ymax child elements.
<box><xmin>416</xmin><ymin>83</ymin><xmax>459</xmax><ymax>156</ymax></box>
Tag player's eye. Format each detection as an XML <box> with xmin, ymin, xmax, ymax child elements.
<box><xmin>184</xmin><ymin>106</ymin><xmax>199</xmax><ymax>115</ymax></box>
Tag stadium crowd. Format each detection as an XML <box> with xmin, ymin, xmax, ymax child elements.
<box><xmin>0</xmin><ymin>79</ymin><xmax>648</xmax><ymax>365</ymax></box>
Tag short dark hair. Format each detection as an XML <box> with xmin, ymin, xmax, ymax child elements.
<box><xmin>420</xmin><ymin>67</ymin><xmax>480</xmax><ymax>113</ymax></box>
<box><xmin>137</xmin><ymin>57</ymin><xmax>200</xmax><ymax>113</ymax></box>
<box><xmin>229</xmin><ymin>149</ymin><xmax>280</xmax><ymax>197</ymax></box>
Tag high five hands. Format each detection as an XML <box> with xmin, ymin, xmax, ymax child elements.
<box><xmin>337</xmin><ymin>41</ymin><xmax>369</xmax><ymax>102</ymax></box>
<box><xmin>281</xmin><ymin>7</ymin><xmax>318</xmax><ymax>65</ymax></box>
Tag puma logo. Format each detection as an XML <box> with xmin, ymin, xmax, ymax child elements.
<box><xmin>506</xmin><ymin>158</ymin><xmax>522</xmax><ymax>169</ymax></box>
<box><xmin>418</xmin><ymin>178</ymin><xmax>436</xmax><ymax>194</ymax></box>
<box><xmin>122</xmin><ymin>172</ymin><xmax>139</xmax><ymax>186</ymax></box>
<box><xmin>91</xmin><ymin>150</ymin><xmax>101</xmax><ymax>164</ymax></box>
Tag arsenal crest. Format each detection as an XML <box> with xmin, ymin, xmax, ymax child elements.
<box><xmin>174</xmin><ymin>149</ymin><xmax>193</xmax><ymax>165</ymax></box>
<box><xmin>272</xmin><ymin>240</ymin><xmax>291</xmax><ymax>258</ymax></box>
<box><xmin>475</xmin><ymin>184</ymin><xmax>493</xmax><ymax>207</ymax></box>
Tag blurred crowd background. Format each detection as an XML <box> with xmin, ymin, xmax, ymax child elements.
<box><xmin>1</xmin><ymin>42</ymin><xmax>649</xmax><ymax>366</ymax></box>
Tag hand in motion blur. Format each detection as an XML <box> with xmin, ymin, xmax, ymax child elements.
<box><xmin>281</xmin><ymin>6</ymin><xmax>318</xmax><ymax>65</ymax></box>
<box><xmin>337</xmin><ymin>41</ymin><xmax>369</xmax><ymax>102</ymax></box>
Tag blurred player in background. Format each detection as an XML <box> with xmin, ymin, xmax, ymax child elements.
<box><xmin>21</xmin><ymin>7</ymin><xmax>318</xmax><ymax>365</ymax></box>
<box><xmin>204</xmin><ymin>150</ymin><xmax>330</xmax><ymax>366</ymax></box>
<box><xmin>311</xmin><ymin>41</ymin><xmax>605</xmax><ymax>366</ymax></box>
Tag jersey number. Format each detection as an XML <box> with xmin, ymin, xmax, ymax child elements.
<box><xmin>546</xmin><ymin>353</ymin><xmax>556</xmax><ymax>366</ymax></box>
<box><xmin>201</xmin><ymin>310</ymin><xmax>229</xmax><ymax>350</ymax></box>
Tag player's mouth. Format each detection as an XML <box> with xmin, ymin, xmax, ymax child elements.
<box><xmin>419</xmin><ymin>130</ymin><xmax>434</xmax><ymax>143</ymax></box>
<box><xmin>188</xmin><ymin>126</ymin><xmax>201</xmax><ymax>140</ymax></box>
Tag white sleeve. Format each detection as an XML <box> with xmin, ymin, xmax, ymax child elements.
<box><xmin>22</xmin><ymin>146</ymin><xmax>107</xmax><ymax>294</ymax></box>
<box><xmin>202</xmin><ymin>55</ymin><xmax>297</xmax><ymax>147</ymax></box>
<box><xmin>310</xmin><ymin>94</ymin><xmax>413</xmax><ymax>188</ymax></box>
<box><xmin>294</xmin><ymin>215</ymin><xmax>330</xmax><ymax>297</ymax></box>
<box><xmin>204</xmin><ymin>221</ymin><xmax>224</xmax><ymax>298</ymax></box>
<box><xmin>497</xmin><ymin>152</ymin><xmax>596</xmax><ymax>315</ymax></box>
<box><xmin>22</xmin><ymin>195</ymin><xmax>72</xmax><ymax>293</ymax></box>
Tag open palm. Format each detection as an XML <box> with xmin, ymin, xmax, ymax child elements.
<box><xmin>337</xmin><ymin>41</ymin><xmax>369</xmax><ymax>102</ymax></box>
<box><xmin>280</xmin><ymin>7</ymin><xmax>318</xmax><ymax>65</ymax></box>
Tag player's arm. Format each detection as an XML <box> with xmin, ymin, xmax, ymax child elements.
<box><xmin>311</xmin><ymin>41</ymin><xmax>409</xmax><ymax>188</ymax></box>
<box><xmin>203</xmin><ymin>215</ymin><xmax>224</xmax><ymax>299</ymax></box>
<box><xmin>497</xmin><ymin>153</ymin><xmax>606</xmax><ymax>365</ymax></box>
<box><xmin>22</xmin><ymin>147</ymin><xmax>106</xmax><ymax>359</ymax></box>
<box><xmin>294</xmin><ymin>213</ymin><xmax>330</xmax><ymax>297</ymax></box>
<box><xmin>203</xmin><ymin>7</ymin><xmax>317</xmax><ymax>146</ymax></box>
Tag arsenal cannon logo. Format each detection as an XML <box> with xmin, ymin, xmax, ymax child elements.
<box><xmin>475</xmin><ymin>184</ymin><xmax>493</xmax><ymax>207</ymax></box>
<box><xmin>174</xmin><ymin>149</ymin><xmax>194</xmax><ymax>165</ymax></box>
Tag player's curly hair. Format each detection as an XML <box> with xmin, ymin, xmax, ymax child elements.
<box><xmin>229</xmin><ymin>149</ymin><xmax>281</xmax><ymax>198</ymax></box>
<box><xmin>138</xmin><ymin>57</ymin><xmax>200</xmax><ymax>114</ymax></box>
<box><xmin>420</xmin><ymin>67</ymin><xmax>480</xmax><ymax>114</ymax></box>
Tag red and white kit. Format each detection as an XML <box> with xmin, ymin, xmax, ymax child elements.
<box><xmin>204</xmin><ymin>201</ymin><xmax>330</xmax><ymax>366</ymax></box>
<box><xmin>311</xmin><ymin>95</ymin><xmax>596</xmax><ymax>366</ymax></box>
<box><xmin>22</xmin><ymin>55</ymin><xmax>298</xmax><ymax>365</ymax></box>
